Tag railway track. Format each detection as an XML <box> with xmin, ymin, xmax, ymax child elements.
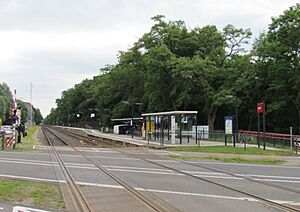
<box><xmin>42</xmin><ymin>126</ymin><xmax>178</xmax><ymax>212</ymax></box>
<box><xmin>50</xmin><ymin>126</ymin><xmax>300</xmax><ymax>212</ymax></box>
<box><xmin>42</xmin><ymin>127</ymin><xmax>92</xmax><ymax>212</ymax></box>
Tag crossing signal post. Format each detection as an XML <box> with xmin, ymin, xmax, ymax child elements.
<box><xmin>257</xmin><ymin>103</ymin><xmax>266</xmax><ymax>150</ymax></box>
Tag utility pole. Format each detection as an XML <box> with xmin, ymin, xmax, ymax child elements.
<box><xmin>131</xmin><ymin>104</ymin><xmax>134</xmax><ymax>138</ymax></box>
<box><xmin>263</xmin><ymin>102</ymin><xmax>266</xmax><ymax>150</ymax></box>
<box><xmin>29</xmin><ymin>82</ymin><xmax>33</xmax><ymax>128</ymax></box>
<box><xmin>121</xmin><ymin>101</ymin><xmax>142</xmax><ymax>139</ymax></box>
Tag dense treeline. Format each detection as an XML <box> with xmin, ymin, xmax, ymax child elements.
<box><xmin>0</xmin><ymin>83</ymin><xmax>43</xmax><ymax>125</ymax></box>
<box><xmin>0</xmin><ymin>83</ymin><xmax>13</xmax><ymax>122</ymax></box>
<box><xmin>16</xmin><ymin>100</ymin><xmax>43</xmax><ymax>125</ymax></box>
<box><xmin>45</xmin><ymin>4</ymin><xmax>300</xmax><ymax>134</ymax></box>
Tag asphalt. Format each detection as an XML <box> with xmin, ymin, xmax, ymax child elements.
<box><xmin>0</xmin><ymin>147</ymin><xmax>299</xmax><ymax>211</ymax></box>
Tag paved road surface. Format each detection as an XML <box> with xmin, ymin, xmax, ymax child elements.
<box><xmin>0</xmin><ymin>148</ymin><xmax>299</xmax><ymax>211</ymax></box>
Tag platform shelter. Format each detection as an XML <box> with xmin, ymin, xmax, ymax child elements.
<box><xmin>141</xmin><ymin>111</ymin><xmax>198</xmax><ymax>145</ymax></box>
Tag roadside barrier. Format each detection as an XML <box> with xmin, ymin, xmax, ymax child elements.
<box><xmin>1</xmin><ymin>133</ymin><xmax>16</xmax><ymax>150</ymax></box>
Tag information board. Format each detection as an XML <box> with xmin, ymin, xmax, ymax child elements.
<box><xmin>224</xmin><ymin>116</ymin><xmax>234</xmax><ymax>136</ymax></box>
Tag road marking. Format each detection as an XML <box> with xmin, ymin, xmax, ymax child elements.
<box><xmin>3</xmin><ymin>156</ymin><xmax>299</xmax><ymax>179</ymax></box>
<box><xmin>61</xmin><ymin>154</ymin><xmax>139</xmax><ymax>161</ymax></box>
<box><xmin>0</xmin><ymin>173</ymin><xmax>63</xmax><ymax>183</ymax></box>
<box><xmin>106</xmin><ymin>168</ymin><xmax>183</xmax><ymax>176</ymax></box>
<box><xmin>92</xmin><ymin>148</ymin><xmax>100</xmax><ymax>152</ymax></box>
<box><xmin>0</xmin><ymin>158</ymin><xmax>300</xmax><ymax>183</ymax></box>
<box><xmin>0</xmin><ymin>207</ymin><xmax>3</xmax><ymax>210</ymax></box>
<box><xmin>104</xmin><ymin>165</ymin><xmax>174</xmax><ymax>172</ymax></box>
<box><xmin>0</xmin><ymin>157</ymin><xmax>53</xmax><ymax>164</ymax></box>
<box><xmin>13</xmin><ymin>206</ymin><xmax>49</xmax><ymax>212</ymax></box>
<box><xmin>1</xmin><ymin>173</ymin><xmax>300</xmax><ymax>206</ymax></box>
<box><xmin>149</xmin><ymin>150</ymin><xmax>182</xmax><ymax>156</ymax></box>
<box><xmin>188</xmin><ymin>160</ymin><xmax>300</xmax><ymax>169</ymax></box>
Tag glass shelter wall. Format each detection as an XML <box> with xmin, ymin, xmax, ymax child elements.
<box><xmin>142</xmin><ymin>111</ymin><xmax>198</xmax><ymax>145</ymax></box>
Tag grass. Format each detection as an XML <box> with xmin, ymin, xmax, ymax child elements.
<box><xmin>168</xmin><ymin>146</ymin><xmax>295</xmax><ymax>156</ymax></box>
<box><xmin>0</xmin><ymin>178</ymin><xmax>65</xmax><ymax>209</ymax></box>
<box><xmin>167</xmin><ymin>155</ymin><xmax>286</xmax><ymax>165</ymax></box>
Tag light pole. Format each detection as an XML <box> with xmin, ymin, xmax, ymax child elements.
<box><xmin>121</xmin><ymin>101</ymin><xmax>142</xmax><ymax>138</ymax></box>
<box><xmin>67</xmin><ymin>114</ymin><xmax>71</xmax><ymax>126</ymax></box>
<box><xmin>88</xmin><ymin>108</ymin><xmax>99</xmax><ymax>129</ymax></box>
<box><xmin>226</xmin><ymin>95</ymin><xmax>239</xmax><ymax>147</ymax></box>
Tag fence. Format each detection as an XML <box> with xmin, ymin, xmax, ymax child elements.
<box><xmin>57</xmin><ymin>122</ymin><xmax>300</xmax><ymax>151</ymax></box>
<box><xmin>238</xmin><ymin>130</ymin><xmax>300</xmax><ymax>150</ymax></box>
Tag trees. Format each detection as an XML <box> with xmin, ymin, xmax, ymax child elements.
<box><xmin>253</xmin><ymin>4</ymin><xmax>300</xmax><ymax>133</ymax></box>
<box><xmin>46</xmin><ymin>16</ymin><xmax>252</xmax><ymax>131</ymax></box>
<box><xmin>45</xmin><ymin>5</ymin><xmax>299</xmax><ymax>133</ymax></box>
<box><xmin>0</xmin><ymin>83</ymin><xmax>13</xmax><ymax>123</ymax></box>
<box><xmin>0</xmin><ymin>82</ymin><xmax>43</xmax><ymax>126</ymax></box>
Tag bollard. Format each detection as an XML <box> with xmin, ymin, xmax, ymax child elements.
<box><xmin>147</xmin><ymin>132</ymin><xmax>151</xmax><ymax>146</ymax></box>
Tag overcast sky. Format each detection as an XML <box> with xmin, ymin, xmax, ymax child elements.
<box><xmin>0</xmin><ymin>0</ymin><xmax>298</xmax><ymax>117</ymax></box>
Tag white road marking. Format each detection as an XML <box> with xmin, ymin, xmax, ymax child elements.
<box><xmin>104</xmin><ymin>165</ymin><xmax>174</xmax><ymax>172</ymax></box>
<box><xmin>149</xmin><ymin>150</ymin><xmax>182</xmax><ymax>156</ymax></box>
<box><xmin>0</xmin><ymin>157</ymin><xmax>53</xmax><ymax>164</ymax></box>
<box><xmin>1</xmin><ymin>172</ymin><xmax>300</xmax><ymax>206</ymax></box>
<box><xmin>5</xmin><ymin>150</ymin><xmax>297</xmax><ymax>170</ymax></box>
<box><xmin>188</xmin><ymin>160</ymin><xmax>300</xmax><ymax>169</ymax></box>
<box><xmin>0</xmin><ymin>173</ymin><xmax>63</xmax><ymax>183</ymax></box>
<box><xmin>0</xmin><ymin>158</ymin><xmax>300</xmax><ymax>183</ymax></box>
<box><xmin>0</xmin><ymin>159</ymin><xmax>56</xmax><ymax>167</ymax></box>
<box><xmin>0</xmin><ymin>207</ymin><xmax>3</xmax><ymax>210</ymax></box>
<box><xmin>13</xmin><ymin>206</ymin><xmax>49</xmax><ymax>212</ymax></box>
<box><xmin>61</xmin><ymin>154</ymin><xmax>139</xmax><ymax>161</ymax></box>
<box><xmin>150</xmin><ymin>159</ymin><xmax>179</xmax><ymax>163</ymax></box>
<box><xmin>92</xmin><ymin>148</ymin><xmax>100</xmax><ymax>152</ymax></box>
<box><xmin>106</xmin><ymin>168</ymin><xmax>183</xmax><ymax>176</ymax></box>
<box><xmin>238</xmin><ymin>173</ymin><xmax>300</xmax><ymax>180</ymax></box>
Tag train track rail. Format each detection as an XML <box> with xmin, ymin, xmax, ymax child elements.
<box><xmin>51</xmin><ymin>126</ymin><xmax>300</xmax><ymax>212</ymax></box>
<box><xmin>42</xmin><ymin>127</ymin><xmax>92</xmax><ymax>212</ymax></box>
<box><xmin>43</xmin><ymin>126</ymin><xmax>178</xmax><ymax>212</ymax></box>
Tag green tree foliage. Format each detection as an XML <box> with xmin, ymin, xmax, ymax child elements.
<box><xmin>45</xmin><ymin>4</ymin><xmax>299</xmax><ymax>133</ymax></box>
<box><xmin>253</xmin><ymin>3</ymin><xmax>300</xmax><ymax>132</ymax></box>
<box><xmin>16</xmin><ymin>100</ymin><xmax>43</xmax><ymax>125</ymax></box>
<box><xmin>0</xmin><ymin>82</ymin><xmax>43</xmax><ymax>125</ymax></box>
<box><xmin>0</xmin><ymin>83</ymin><xmax>13</xmax><ymax>122</ymax></box>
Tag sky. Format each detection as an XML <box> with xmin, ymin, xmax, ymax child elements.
<box><xmin>0</xmin><ymin>0</ymin><xmax>298</xmax><ymax>117</ymax></box>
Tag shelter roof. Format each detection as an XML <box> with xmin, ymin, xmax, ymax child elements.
<box><xmin>111</xmin><ymin>117</ymin><xmax>143</xmax><ymax>121</ymax></box>
<box><xmin>142</xmin><ymin>111</ymin><xmax>198</xmax><ymax>117</ymax></box>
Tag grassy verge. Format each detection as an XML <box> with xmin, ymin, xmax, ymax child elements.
<box><xmin>14</xmin><ymin>126</ymin><xmax>45</xmax><ymax>152</ymax></box>
<box><xmin>167</xmin><ymin>155</ymin><xmax>286</xmax><ymax>165</ymax></box>
<box><xmin>168</xmin><ymin>146</ymin><xmax>295</xmax><ymax>156</ymax></box>
<box><xmin>0</xmin><ymin>178</ymin><xmax>64</xmax><ymax>209</ymax></box>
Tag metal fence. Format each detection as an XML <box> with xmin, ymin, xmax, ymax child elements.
<box><xmin>57</xmin><ymin>122</ymin><xmax>300</xmax><ymax>152</ymax></box>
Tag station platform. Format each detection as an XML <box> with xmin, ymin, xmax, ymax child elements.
<box><xmin>57</xmin><ymin>126</ymin><xmax>227</xmax><ymax>148</ymax></box>
<box><xmin>54</xmin><ymin>126</ymin><xmax>298</xmax><ymax>153</ymax></box>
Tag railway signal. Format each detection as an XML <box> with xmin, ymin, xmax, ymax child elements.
<box><xmin>257</xmin><ymin>102</ymin><xmax>266</xmax><ymax>149</ymax></box>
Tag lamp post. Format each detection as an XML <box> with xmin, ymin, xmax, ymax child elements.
<box><xmin>226</xmin><ymin>95</ymin><xmax>239</xmax><ymax>147</ymax></box>
<box><xmin>121</xmin><ymin>101</ymin><xmax>142</xmax><ymax>138</ymax></box>
<box><xmin>88</xmin><ymin>108</ymin><xmax>99</xmax><ymax>129</ymax></box>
